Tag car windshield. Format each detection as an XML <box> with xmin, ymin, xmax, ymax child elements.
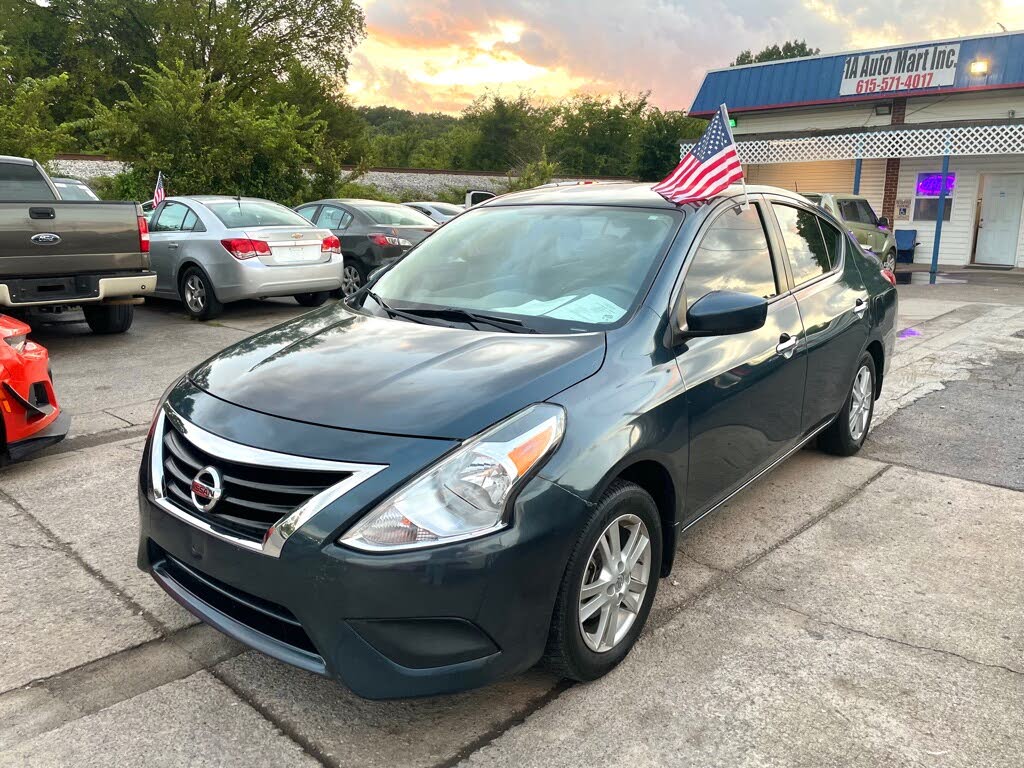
<box><xmin>361</xmin><ymin>204</ymin><xmax>435</xmax><ymax>227</ymax></box>
<box><xmin>206</xmin><ymin>199</ymin><xmax>311</xmax><ymax>229</ymax></box>
<box><xmin>54</xmin><ymin>181</ymin><xmax>98</xmax><ymax>201</ymax></box>
<box><xmin>371</xmin><ymin>205</ymin><xmax>683</xmax><ymax>332</ymax></box>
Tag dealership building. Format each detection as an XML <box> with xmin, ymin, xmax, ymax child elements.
<box><xmin>688</xmin><ymin>30</ymin><xmax>1024</xmax><ymax>268</ymax></box>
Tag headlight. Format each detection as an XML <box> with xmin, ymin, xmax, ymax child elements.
<box><xmin>340</xmin><ymin>404</ymin><xmax>565</xmax><ymax>552</ymax></box>
<box><xmin>4</xmin><ymin>334</ymin><xmax>26</xmax><ymax>353</ymax></box>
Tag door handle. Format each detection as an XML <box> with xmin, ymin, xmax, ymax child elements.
<box><xmin>776</xmin><ymin>334</ymin><xmax>797</xmax><ymax>359</ymax></box>
<box><xmin>168</xmin><ymin>243</ymin><xmax>179</xmax><ymax>250</ymax></box>
<box><xmin>854</xmin><ymin>298</ymin><xmax>868</xmax><ymax>316</ymax></box>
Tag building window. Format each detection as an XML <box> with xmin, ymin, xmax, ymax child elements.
<box><xmin>913</xmin><ymin>172</ymin><xmax>955</xmax><ymax>222</ymax></box>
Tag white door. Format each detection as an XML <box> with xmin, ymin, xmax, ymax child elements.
<box><xmin>975</xmin><ymin>175</ymin><xmax>1024</xmax><ymax>266</ymax></box>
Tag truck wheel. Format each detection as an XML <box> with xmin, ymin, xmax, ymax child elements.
<box><xmin>83</xmin><ymin>304</ymin><xmax>134</xmax><ymax>334</ymax></box>
<box><xmin>180</xmin><ymin>267</ymin><xmax>223</xmax><ymax>320</ymax></box>
<box><xmin>294</xmin><ymin>291</ymin><xmax>329</xmax><ymax>307</ymax></box>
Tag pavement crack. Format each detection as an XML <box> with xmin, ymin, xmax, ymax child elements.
<box><xmin>732</xmin><ymin>578</ymin><xmax>1024</xmax><ymax>677</ymax></box>
<box><xmin>207</xmin><ymin>667</ymin><xmax>337</xmax><ymax>768</ymax></box>
<box><xmin>0</xmin><ymin>487</ymin><xmax>166</xmax><ymax>635</ymax></box>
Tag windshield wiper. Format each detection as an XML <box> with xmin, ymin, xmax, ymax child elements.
<box><xmin>398</xmin><ymin>306</ymin><xmax>538</xmax><ymax>334</ymax></box>
<box><xmin>362</xmin><ymin>290</ymin><xmax>453</xmax><ymax>328</ymax></box>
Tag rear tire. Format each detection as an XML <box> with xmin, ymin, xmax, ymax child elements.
<box><xmin>294</xmin><ymin>291</ymin><xmax>329</xmax><ymax>307</ymax></box>
<box><xmin>83</xmin><ymin>304</ymin><xmax>134</xmax><ymax>334</ymax></box>
<box><xmin>334</xmin><ymin>263</ymin><xmax>366</xmax><ymax>299</ymax></box>
<box><xmin>883</xmin><ymin>249</ymin><xmax>897</xmax><ymax>272</ymax></box>
<box><xmin>180</xmin><ymin>267</ymin><xmax>223</xmax><ymax>320</ymax></box>
<box><xmin>543</xmin><ymin>480</ymin><xmax>661</xmax><ymax>682</ymax></box>
<box><xmin>819</xmin><ymin>352</ymin><xmax>876</xmax><ymax>456</ymax></box>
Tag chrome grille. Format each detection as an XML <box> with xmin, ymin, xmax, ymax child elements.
<box><xmin>160</xmin><ymin>416</ymin><xmax>351</xmax><ymax>544</ymax></box>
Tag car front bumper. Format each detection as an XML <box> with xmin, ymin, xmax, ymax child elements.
<box><xmin>136</xmin><ymin>399</ymin><xmax>588</xmax><ymax>699</ymax></box>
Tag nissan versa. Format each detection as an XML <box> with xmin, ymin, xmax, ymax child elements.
<box><xmin>138</xmin><ymin>183</ymin><xmax>897</xmax><ymax>699</ymax></box>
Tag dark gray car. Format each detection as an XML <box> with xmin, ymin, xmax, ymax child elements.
<box><xmin>295</xmin><ymin>199</ymin><xmax>436</xmax><ymax>296</ymax></box>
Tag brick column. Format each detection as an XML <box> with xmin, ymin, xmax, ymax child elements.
<box><xmin>880</xmin><ymin>98</ymin><xmax>907</xmax><ymax>222</ymax></box>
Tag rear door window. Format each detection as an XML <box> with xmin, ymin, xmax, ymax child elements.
<box><xmin>153</xmin><ymin>202</ymin><xmax>190</xmax><ymax>232</ymax></box>
<box><xmin>773</xmin><ymin>203</ymin><xmax>835</xmax><ymax>286</ymax></box>
<box><xmin>319</xmin><ymin>206</ymin><xmax>353</xmax><ymax>230</ymax></box>
<box><xmin>684</xmin><ymin>203</ymin><xmax>778</xmax><ymax>306</ymax></box>
<box><xmin>838</xmin><ymin>200</ymin><xmax>864</xmax><ymax>223</ymax></box>
<box><xmin>0</xmin><ymin>162</ymin><xmax>56</xmax><ymax>201</ymax></box>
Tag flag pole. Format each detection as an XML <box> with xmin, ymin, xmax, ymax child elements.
<box><xmin>721</xmin><ymin>103</ymin><xmax>749</xmax><ymax>210</ymax></box>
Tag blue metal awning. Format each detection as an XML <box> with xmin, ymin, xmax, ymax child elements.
<box><xmin>690</xmin><ymin>31</ymin><xmax>1024</xmax><ymax>116</ymax></box>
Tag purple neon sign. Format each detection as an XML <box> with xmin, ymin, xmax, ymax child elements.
<box><xmin>916</xmin><ymin>173</ymin><xmax>956</xmax><ymax>197</ymax></box>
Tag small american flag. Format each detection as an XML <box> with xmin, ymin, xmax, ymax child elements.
<box><xmin>153</xmin><ymin>172</ymin><xmax>166</xmax><ymax>205</ymax></box>
<box><xmin>653</xmin><ymin>104</ymin><xmax>744</xmax><ymax>204</ymax></box>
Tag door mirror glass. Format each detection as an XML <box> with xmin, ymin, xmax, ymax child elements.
<box><xmin>684</xmin><ymin>290</ymin><xmax>768</xmax><ymax>336</ymax></box>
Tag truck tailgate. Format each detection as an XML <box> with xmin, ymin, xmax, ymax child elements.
<box><xmin>0</xmin><ymin>201</ymin><xmax>148</xmax><ymax>275</ymax></box>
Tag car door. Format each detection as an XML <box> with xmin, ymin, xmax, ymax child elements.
<box><xmin>675</xmin><ymin>197</ymin><xmax>807</xmax><ymax>521</ymax></box>
<box><xmin>148</xmin><ymin>201</ymin><xmax>190</xmax><ymax>294</ymax></box>
<box><xmin>837</xmin><ymin>198</ymin><xmax>872</xmax><ymax>251</ymax></box>
<box><xmin>856</xmin><ymin>199</ymin><xmax>887</xmax><ymax>253</ymax></box>
<box><xmin>767</xmin><ymin>197</ymin><xmax>870</xmax><ymax>434</ymax></box>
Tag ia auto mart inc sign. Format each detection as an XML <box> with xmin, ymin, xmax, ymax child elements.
<box><xmin>840</xmin><ymin>42</ymin><xmax>960</xmax><ymax>96</ymax></box>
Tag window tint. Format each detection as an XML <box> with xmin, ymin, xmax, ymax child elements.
<box><xmin>206</xmin><ymin>200</ymin><xmax>312</xmax><ymax>229</ymax></box>
<box><xmin>359</xmin><ymin>204</ymin><xmax>435</xmax><ymax>226</ymax></box>
<box><xmin>319</xmin><ymin>206</ymin><xmax>352</xmax><ymax>230</ymax></box>
<box><xmin>153</xmin><ymin>201</ymin><xmax>190</xmax><ymax>232</ymax></box>
<box><xmin>181</xmin><ymin>209</ymin><xmax>199</xmax><ymax>232</ymax></box>
<box><xmin>295</xmin><ymin>206</ymin><xmax>318</xmax><ymax>222</ymax></box>
<box><xmin>54</xmin><ymin>181</ymin><xmax>98</xmax><ymax>201</ymax></box>
<box><xmin>683</xmin><ymin>204</ymin><xmax>777</xmax><ymax>306</ymax></box>
<box><xmin>773</xmin><ymin>204</ymin><xmax>834</xmax><ymax>285</ymax></box>
<box><xmin>0</xmin><ymin>162</ymin><xmax>55</xmax><ymax>201</ymax></box>
<box><xmin>817</xmin><ymin>217</ymin><xmax>845</xmax><ymax>267</ymax></box>
<box><xmin>855</xmin><ymin>200</ymin><xmax>878</xmax><ymax>225</ymax></box>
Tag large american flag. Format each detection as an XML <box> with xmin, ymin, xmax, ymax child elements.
<box><xmin>153</xmin><ymin>172</ymin><xmax>166</xmax><ymax>205</ymax></box>
<box><xmin>653</xmin><ymin>104</ymin><xmax>744</xmax><ymax>204</ymax></box>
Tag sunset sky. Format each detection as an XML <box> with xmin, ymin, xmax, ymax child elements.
<box><xmin>345</xmin><ymin>0</ymin><xmax>1024</xmax><ymax>114</ymax></box>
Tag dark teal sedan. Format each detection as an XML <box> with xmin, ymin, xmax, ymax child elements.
<box><xmin>138</xmin><ymin>183</ymin><xmax>897</xmax><ymax>698</ymax></box>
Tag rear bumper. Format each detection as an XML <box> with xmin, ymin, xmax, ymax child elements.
<box><xmin>0</xmin><ymin>271</ymin><xmax>156</xmax><ymax>307</ymax></box>
<box><xmin>214</xmin><ymin>257</ymin><xmax>343</xmax><ymax>303</ymax></box>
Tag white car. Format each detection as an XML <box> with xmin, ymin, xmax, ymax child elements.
<box><xmin>403</xmin><ymin>201</ymin><xmax>464</xmax><ymax>224</ymax></box>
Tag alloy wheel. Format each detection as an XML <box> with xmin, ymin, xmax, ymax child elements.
<box><xmin>184</xmin><ymin>274</ymin><xmax>206</xmax><ymax>314</ymax></box>
<box><xmin>341</xmin><ymin>265</ymin><xmax>362</xmax><ymax>296</ymax></box>
<box><xmin>848</xmin><ymin>364</ymin><xmax>873</xmax><ymax>442</ymax></box>
<box><xmin>884</xmin><ymin>251</ymin><xmax>897</xmax><ymax>272</ymax></box>
<box><xmin>578</xmin><ymin>513</ymin><xmax>652</xmax><ymax>653</ymax></box>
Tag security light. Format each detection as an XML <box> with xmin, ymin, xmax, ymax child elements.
<box><xmin>969</xmin><ymin>59</ymin><xmax>990</xmax><ymax>76</ymax></box>
<box><xmin>874</xmin><ymin>104</ymin><xmax>892</xmax><ymax>116</ymax></box>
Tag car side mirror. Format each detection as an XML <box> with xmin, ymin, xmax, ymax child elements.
<box><xmin>877</xmin><ymin>216</ymin><xmax>890</xmax><ymax>229</ymax></box>
<box><xmin>674</xmin><ymin>290</ymin><xmax>768</xmax><ymax>343</ymax></box>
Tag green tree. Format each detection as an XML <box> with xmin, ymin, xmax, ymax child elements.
<box><xmin>463</xmin><ymin>94</ymin><xmax>553</xmax><ymax>171</ymax></box>
<box><xmin>732</xmin><ymin>40</ymin><xmax>819</xmax><ymax>66</ymax></box>
<box><xmin>89</xmin><ymin>63</ymin><xmax>328</xmax><ymax>205</ymax></box>
<box><xmin>0</xmin><ymin>40</ymin><xmax>72</xmax><ymax>159</ymax></box>
<box><xmin>549</xmin><ymin>94</ymin><xmax>648</xmax><ymax>177</ymax></box>
<box><xmin>633</xmin><ymin>108</ymin><xmax>705</xmax><ymax>181</ymax></box>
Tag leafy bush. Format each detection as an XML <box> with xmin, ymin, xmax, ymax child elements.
<box><xmin>0</xmin><ymin>41</ymin><xmax>72</xmax><ymax>160</ymax></box>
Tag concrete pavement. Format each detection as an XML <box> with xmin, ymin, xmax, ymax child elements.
<box><xmin>2</xmin><ymin>285</ymin><xmax>1022</xmax><ymax>767</ymax></box>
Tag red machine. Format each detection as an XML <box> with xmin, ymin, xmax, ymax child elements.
<box><xmin>0</xmin><ymin>315</ymin><xmax>69</xmax><ymax>464</ymax></box>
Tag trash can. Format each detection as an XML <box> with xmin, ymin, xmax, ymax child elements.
<box><xmin>895</xmin><ymin>229</ymin><xmax>917</xmax><ymax>264</ymax></box>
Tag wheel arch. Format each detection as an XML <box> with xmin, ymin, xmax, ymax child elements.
<box><xmin>865</xmin><ymin>339</ymin><xmax>884</xmax><ymax>398</ymax></box>
<box><xmin>176</xmin><ymin>261</ymin><xmax>221</xmax><ymax>302</ymax></box>
<box><xmin>592</xmin><ymin>456</ymin><xmax>681</xmax><ymax>579</ymax></box>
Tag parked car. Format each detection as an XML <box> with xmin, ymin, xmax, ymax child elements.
<box><xmin>139</xmin><ymin>183</ymin><xmax>897</xmax><ymax>699</ymax></box>
<box><xmin>804</xmin><ymin>193</ymin><xmax>897</xmax><ymax>271</ymax></box>
<box><xmin>403</xmin><ymin>201</ymin><xmax>463</xmax><ymax>224</ymax></box>
<box><xmin>295</xmin><ymin>199</ymin><xmax>436</xmax><ymax>296</ymax></box>
<box><xmin>0</xmin><ymin>155</ymin><xmax>155</xmax><ymax>334</ymax></box>
<box><xmin>465</xmin><ymin>190</ymin><xmax>496</xmax><ymax>207</ymax></box>
<box><xmin>0</xmin><ymin>315</ymin><xmax>68</xmax><ymax>464</ymax></box>
<box><xmin>147</xmin><ymin>196</ymin><xmax>343</xmax><ymax>320</ymax></box>
<box><xmin>51</xmin><ymin>177</ymin><xmax>99</xmax><ymax>201</ymax></box>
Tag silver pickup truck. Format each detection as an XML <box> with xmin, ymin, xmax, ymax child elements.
<box><xmin>0</xmin><ymin>156</ymin><xmax>155</xmax><ymax>333</ymax></box>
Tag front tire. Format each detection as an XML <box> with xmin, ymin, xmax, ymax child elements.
<box><xmin>294</xmin><ymin>291</ymin><xmax>329</xmax><ymax>307</ymax></box>
<box><xmin>82</xmin><ymin>304</ymin><xmax>134</xmax><ymax>334</ymax></box>
<box><xmin>336</xmin><ymin>263</ymin><xmax>365</xmax><ymax>298</ymax></box>
<box><xmin>180</xmin><ymin>267</ymin><xmax>223</xmax><ymax>320</ymax></box>
<box><xmin>543</xmin><ymin>480</ymin><xmax>661</xmax><ymax>682</ymax></box>
<box><xmin>819</xmin><ymin>352</ymin><xmax>876</xmax><ymax>456</ymax></box>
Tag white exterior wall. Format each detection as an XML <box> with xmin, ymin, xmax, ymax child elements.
<box><xmin>743</xmin><ymin>158</ymin><xmax>886</xmax><ymax>213</ymax></box>
<box><xmin>903</xmin><ymin>91</ymin><xmax>1024</xmax><ymax>123</ymax></box>
<box><xmin>733</xmin><ymin>105</ymin><xmax>891</xmax><ymax>135</ymax></box>
<box><xmin>896</xmin><ymin>155</ymin><xmax>1024</xmax><ymax>267</ymax></box>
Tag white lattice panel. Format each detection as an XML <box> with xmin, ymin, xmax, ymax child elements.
<box><xmin>681</xmin><ymin>123</ymin><xmax>1024</xmax><ymax>164</ymax></box>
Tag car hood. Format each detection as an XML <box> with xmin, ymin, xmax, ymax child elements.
<box><xmin>189</xmin><ymin>307</ymin><xmax>605</xmax><ymax>439</ymax></box>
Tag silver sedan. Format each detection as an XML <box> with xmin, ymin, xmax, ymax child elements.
<box><xmin>148</xmin><ymin>195</ymin><xmax>344</xmax><ymax>319</ymax></box>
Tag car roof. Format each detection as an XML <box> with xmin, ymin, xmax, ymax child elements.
<box><xmin>481</xmin><ymin>182</ymin><xmax>810</xmax><ymax>209</ymax></box>
<box><xmin>305</xmin><ymin>199</ymin><xmax>409</xmax><ymax>207</ymax></box>
<box><xmin>0</xmin><ymin>155</ymin><xmax>36</xmax><ymax>166</ymax></box>
<box><xmin>51</xmin><ymin>177</ymin><xmax>88</xmax><ymax>185</ymax></box>
<box><xmin>178</xmin><ymin>195</ymin><xmax>282</xmax><ymax>204</ymax></box>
